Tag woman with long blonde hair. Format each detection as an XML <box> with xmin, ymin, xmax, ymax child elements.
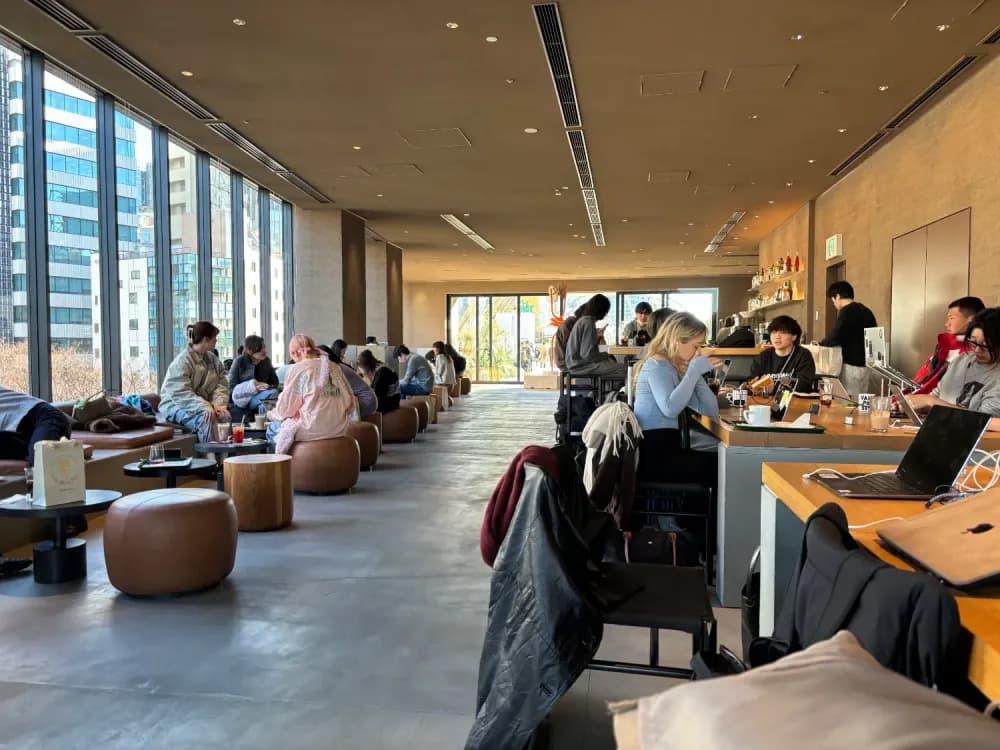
<box><xmin>632</xmin><ymin>312</ymin><xmax>722</xmax><ymax>483</ymax></box>
<box><xmin>266</xmin><ymin>334</ymin><xmax>357</xmax><ymax>454</ymax></box>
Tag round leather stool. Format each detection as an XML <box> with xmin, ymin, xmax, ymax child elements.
<box><xmin>449</xmin><ymin>381</ymin><xmax>461</xmax><ymax>399</ymax></box>
<box><xmin>381</xmin><ymin>407</ymin><xmax>419</xmax><ymax>443</ymax></box>
<box><xmin>433</xmin><ymin>385</ymin><xmax>450</xmax><ymax>412</ymax></box>
<box><xmin>460</xmin><ymin>377</ymin><xmax>471</xmax><ymax>395</ymax></box>
<box><xmin>362</xmin><ymin>412</ymin><xmax>383</xmax><ymax>453</ymax></box>
<box><xmin>346</xmin><ymin>421</ymin><xmax>380</xmax><ymax>471</ymax></box>
<box><xmin>289</xmin><ymin>436</ymin><xmax>360</xmax><ymax>494</ymax></box>
<box><xmin>103</xmin><ymin>488</ymin><xmax>237</xmax><ymax>596</ymax></box>
<box><xmin>408</xmin><ymin>400</ymin><xmax>429</xmax><ymax>431</ymax></box>
<box><xmin>224</xmin><ymin>454</ymin><xmax>293</xmax><ymax>531</ymax></box>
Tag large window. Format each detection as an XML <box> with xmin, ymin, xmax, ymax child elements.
<box><xmin>269</xmin><ymin>194</ymin><xmax>284</xmax><ymax>359</ymax></box>
<box><xmin>210</xmin><ymin>161</ymin><xmax>234</xmax><ymax>357</ymax></box>
<box><xmin>243</xmin><ymin>180</ymin><xmax>261</xmax><ymax>340</ymax></box>
<box><xmin>168</xmin><ymin>137</ymin><xmax>197</xmax><ymax>355</ymax></box>
<box><xmin>115</xmin><ymin>106</ymin><xmax>157</xmax><ymax>393</ymax></box>
<box><xmin>0</xmin><ymin>43</ymin><xmax>26</xmax><ymax>390</ymax></box>
<box><xmin>44</xmin><ymin>65</ymin><xmax>101</xmax><ymax>400</ymax></box>
<box><xmin>617</xmin><ymin>290</ymin><xmax>717</xmax><ymax>341</ymax></box>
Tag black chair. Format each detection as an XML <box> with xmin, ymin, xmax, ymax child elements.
<box><xmin>557</xmin><ymin>371</ymin><xmax>625</xmax><ymax>443</ymax></box>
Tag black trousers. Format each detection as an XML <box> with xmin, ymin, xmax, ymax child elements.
<box><xmin>637</xmin><ymin>428</ymin><xmax>717</xmax><ymax>488</ymax></box>
<box><xmin>0</xmin><ymin>403</ymin><xmax>72</xmax><ymax>466</ymax></box>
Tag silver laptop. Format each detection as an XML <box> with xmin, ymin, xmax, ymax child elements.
<box><xmin>864</xmin><ymin>326</ymin><xmax>888</xmax><ymax>368</ymax></box>
<box><xmin>890</xmin><ymin>383</ymin><xmax>923</xmax><ymax>426</ymax></box>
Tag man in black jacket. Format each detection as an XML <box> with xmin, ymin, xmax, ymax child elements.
<box><xmin>820</xmin><ymin>281</ymin><xmax>877</xmax><ymax>397</ymax></box>
<box><xmin>749</xmin><ymin>315</ymin><xmax>817</xmax><ymax>392</ymax></box>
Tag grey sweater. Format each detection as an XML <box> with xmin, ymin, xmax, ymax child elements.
<box><xmin>400</xmin><ymin>353</ymin><xmax>435</xmax><ymax>392</ymax></box>
<box><xmin>565</xmin><ymin>316</ymin><xmax>610</xmax><ymax>372</ymax></box>
<box><xmin>933</xmin><ymin>353</ymin><xmax>1000</xmax><ymax>415</ymax></box>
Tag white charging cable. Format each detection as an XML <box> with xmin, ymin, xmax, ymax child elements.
<box><xmin>848</xmin><ymin>517</ymin><xmax>905</xmax><ymax>530</ymax></box>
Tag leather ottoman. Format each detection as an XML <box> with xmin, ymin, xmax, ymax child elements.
<box><xmin>224</xmin><ymin>453</ymin><xmax>293</xmax><ymax>531</ymax></box>
<box><xmin>346</xmin><ymin>421</ymin><xmax>380</xmax><ymax>471</ymax></box>
<box><xmin>460</xmin><ymin>377</ymin><xmax>471</xmax><ymax>395</ymax></box>
<box><xmin>103</xmin><ymin>488</ymin><xmax>237</xmax><ymax>595</ymax></box>
<box><xmin>361</xmin><ymin>412</ymin><xmax>383</xmax><ymax>453</ymax></box>
<box><xmin>381</xmin><ymin>407</ymin><xmax>419</xmax><ymax>443</ymax></box>
<box><xmin>289</xmin><ymin>436</ymin><xmax>360</xmax><ymax>494</ymax></box>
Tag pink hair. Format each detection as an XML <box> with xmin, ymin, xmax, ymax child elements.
<box><xmin>289</xmin><ymin>333</ymin><xmax>322</xmax><ymax>360</ymax></box>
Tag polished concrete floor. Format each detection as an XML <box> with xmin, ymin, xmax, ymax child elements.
<box><xmin>0</xmin><ymin>385</ymin><xmax>737</xmax><ymax>749</ymax></box>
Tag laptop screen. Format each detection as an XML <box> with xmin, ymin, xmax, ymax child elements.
<box><xmin>896</xmin><ymin>406</ymin><xmax>991</xmax><ymax>493</ymax></box>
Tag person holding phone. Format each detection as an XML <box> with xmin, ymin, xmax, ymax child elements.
<box><xmin>747</xmin><ymin>315</ymin><xmax>817</xmax><ymax>393</ymax></box>
<box><xmin>632</xmin><ymin>312</ymin><xmax>721</xmax><ymax>485</ymax></box>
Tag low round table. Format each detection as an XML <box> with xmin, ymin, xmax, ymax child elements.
<box><xmin>0</xmin><ymin>489</ymin><xmax>121</xmax><ymax>583</ymax></box>
<box><xmin>123</xmin><ymin>458</ymin><xmax>217</xmax><ymax>488</ymax></box>
<box><xmin>194</xmin><ymin>439</ymin><xmax>269</xmax><ymax>491</ymax></box>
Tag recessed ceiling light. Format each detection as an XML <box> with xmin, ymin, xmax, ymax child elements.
<box><xmin>679</xmin><ymin>241</ymin><xmax>686</xmax><ymax>245</ymax></box>
<box><xmin>453</xmin><ymin>242</ymin><xmax>459</xmax><ymax>246</ymax></box>
<box><xmin>463</xmin><ymin>212</ymin><xmax>470</xmax><ymax>217</ymax></box>
<box><xmin>687</xmin><ymin>222</ymin><xmax>695</xmax><ymax>226</ymax></box>
<box><xmin>936</xmin><ymin>24</ymin><xmax>950</xmax><ymax>32</ymax></box>
<box><xmin>785</xmin><ymin>181</ymin><xmax>793</xmax><ymax>187</ymax></box>
<box><xmin>485</xmin><ymin>36</ymin><xmax>499</xmax><ymax>43</ymax></box>
<box><xmin>561</xmin><ymin>186</ymin><xmax>569</xmax><ymax>190</ymax></box>
<box><xmin>572</xmin><ymin>234</ymin><xmax>579</xmax><ymax>238</ymax></box>
<box><xmin>807</xmin><ymin>158</ymin><xmax>815</xmax><ymax>164</ymax></box>
<box><xmin>352</xmin><ymin>145</ymin><xmax>362</xmax><ymax>150</ymax></box>
<box><xmin>580</xmin><ymin>251</ymin><xmax>587</xmax><ymax>255</ymax></box>
<box><xmin>554</xmin><ymin>192</ymin><xmax>562</xmax><ymax>196</ymax></box>
<box><xmin>505</xmin><ymin>78</ymin><xmax>516</xmax><ymax>85</ymax></box>
<box><xmin>749</xmin><ymin>114</ymin><xmax>759</xmax><ymax>120</ymax></box>
<box><xmin>768</xmin><ymin>200</ymin><xmax>775</xmax><ymax>204</ymax></box>
<box><xmin>524</xmin><ymin>127</ymin><xmax>539</xmax><ymax>134</ymax></box>
<box><xmin>376</xmin><ymin>193</ymin><xmax>383</xmax><ymax>198</ymax></box>
<box><xmin>446</xmin><ymin>21</ymin><xmax>460</xmax><ymax>29</ymax></box>
<box><xmin>241</xmin><ymin>119</ymin><xmax>250</xmax><ymax>125</ymax></box>
<box><xmin>877</xmin><ymin>84</ymin><xmax>890</xmax><ymax>92</ymax></box>
<box><xmin>403</xmin><ymin>230</ymin><xmax>408</xmax><ymax>234</ymax></box>
<box><xmin>232</xmin><ymin>18</ymin><xmax>247</xmax><ymax>26</ymax></box>
<box><xmin>837</xmin><ymin>127</ymin><xmax>848</xmax><ymax>133</ymax></box>
<box><xmin>180</xmin><ymin>70</ymin><xmax>194</xmax><ymax>77</ymax></box>
<box><xmin>726</xmin><ymin>162</ymin><xmax>733</xmax><ymax>167</ymax></box>
<box><xmin>621</xmin><ymin>218</ymin><xmax>629</xmax><ymax>223</ymax></box>
<box><xmin>568</xmin><ymin>223</ymin><xmax>574</xmax><ymax>227</ymax></box>
<box><xmin>790</xmin><ymin>33</ymin><xmax>805</xmax><ymax>41</ymax></box>
<box><xmin>754</xmin><ymin>215</ymin><xmax>760</xmax><ymax>219</ymax></box>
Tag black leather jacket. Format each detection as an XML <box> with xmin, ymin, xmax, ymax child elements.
<box><xmin>465</xmin><ymin>464</ymin><xmax>603</xmax><ymax>750</ymax></box>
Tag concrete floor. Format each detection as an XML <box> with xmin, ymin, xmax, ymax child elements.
<box><xmin>0</xmin><ymin>385</ymin><xmax>738</xmax><ymax>749</ymax></box>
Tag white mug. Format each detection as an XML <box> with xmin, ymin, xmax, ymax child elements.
<box><xmin>858</xmin><ymin>393</ymin><xmax>875</xmax><ymax>414</ymax></box>
<box><xmin>743</xmin><ymin>404</ymin><xmax>771</xmax><ymax>426</ymax></box>
<box><xmin>727</xmin><ymin>389</ymin><xmax>747</xmax><ymax>408</ymax></box>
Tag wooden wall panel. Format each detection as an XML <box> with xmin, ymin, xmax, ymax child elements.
<box><xmin>890</xmin><ymin>227</ymin><xmax>928</xmax><ymax>376</ymax></box>
<box><xmin>925</xmin><ymin>207</ymin><xmax>971</xmax><ymax>337</ymax></box>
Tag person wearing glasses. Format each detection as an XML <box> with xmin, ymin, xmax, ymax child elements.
<box><xmin>910</xmin><ymin>296</ymin><xmax>985</xmax><ymax>394</ymax></box>
<box><xmin>908</xmin><ymin>307</ymin><xmax>1000</xmax><ymax>431</ymax></box>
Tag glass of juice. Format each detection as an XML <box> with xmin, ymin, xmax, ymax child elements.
<box><xmin>870</xmin><ymin>396</ymin><xmax>892</xmax><ymax>432</ymax></box>
<box><xmin>232</xmin><ymin>423</ymin><xmax>245</xmax><ymax>444</ymax></box>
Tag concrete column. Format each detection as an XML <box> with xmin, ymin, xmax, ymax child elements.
<box><xmin>386</xmin><ymin>243</ymin><xmax>404</xmax><ymax>344</ymax></box>
<box><xmin>365</xmin><ymin>235</ymin><xmax>388</xmax><ymax>341</ymax></box>
<box><xmin>292</xmin><ymin>207</ymin><xmax>343</xmax><ymax>347</ymax></box>
<box><xmin>341</xmin><ymin>212</ymin><xmax>367</xmax><ymax>342</ymax></box>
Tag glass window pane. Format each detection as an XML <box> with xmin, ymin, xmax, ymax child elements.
<box><xmin>0</xmin><ymin>43</ymin><xmax>27</xmax><ymax>391</ymax></box>
<box><xmin>168</xmin><ymin>138</ymin><xmax>197</xmax><ymax>356</ymax></box>
<box><xmin>477</xmin><ymin>297</ymin><xmax>490</xmax><ymax>382</ymax></box>
<box><xmin>243</xmin><ymin>180</ymin><xmax>261</xmax><ymax>338</ymax></box>
<box><xmin>210</xmin><ymin>161</ymin><xmax>233</xmax><ymax>356</ymax></box>
<box><xmin>44</xmin><ymin>65</ymin><xmax>101</xmax><ymax>400</ymax></box>
<box><xmin>518</xmin><ymin>296</ymin><xmax>554</xmax><ymax>374</ymax></box>
<box><xmin>115</xmin><ymin>107</ymin><xmax>157</xmax><ymax>393</ymax></box>
<box><xmin>490</xmin><ymin>296</ymin><xmax>519</xmax><ymax>382</ymax></box>
<box><xmin>448</xmin><ymin>296</ymin><xmax>477</xmax><ymax>380</ymax></box>
<box><xmin>269</xmin><ymin>195</ymin><xmax>283</xmax><ymax>358</ymax></box>
<box><xmin>667</xmin><ymin>291</ymin><xmax>716</xmax><ymax>338</ymax></box>
<box><xmin>619</xmin><ymin>292</ymin><xmax>661</xmax><ymax>343</ymax></box>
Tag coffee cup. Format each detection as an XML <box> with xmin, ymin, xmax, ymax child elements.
<box><xmin>254</xmin><ymin>414</ymin><xmax>266</xmax><ymax>429</ymax></box>
<box><xmin>743</xmin><ymin>404</ymin><xmax>771</xmax><ymax>427</ymax></box>
<box><xmin>727</xmin><ymin>388</ymin><xmax>747</xmax><ymax>408</ymax></box>
<box><xmin>858</xmin><ymin>393</ymin><xmax>875</xmax><ymax>414</ymax></box>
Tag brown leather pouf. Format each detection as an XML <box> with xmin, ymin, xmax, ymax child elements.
<box><xmin>381</xmin><ymin>407</ymin><xmax>419</xmax><ymax>443</ymax></box>
<box><xmin>289</xmin><ymin>436</ymin><xmax>360</xmax><ymax>494</ymax></box>
<box><xmin>103</xmin><ymin>488</ymin><xmax>237</xmax><ymax>596</ymax></box>
<box><xmin>433</xmin><ymin>385</ymin><xmax>450</xmax><ymax>412</ymax></box>
<box><xmin>346</xmin><ymin>421</ymin><xmax>380</xmax><ymax>470</ymax></box>
<box><xmin>224</xmin><ymin>454</ymin><xmax>293</xmax><ymax>531</ymax></box>
<box><xmin>410</xmin><ymin>394</ymin><xmax>438</xmax><ymax>424</ymax></box>
<box><xmin>408</xmin><ymin>399</ymin><xmax>429</xmax><ymax>431</ymax></box>
<box><xmin>362</xmin><ymin>412</ymin><xmax>383</xmax><ymax>453</ymax></box>
<box><xmin>460</xmin><ymin>377</ymin><xmax>471</xmax><ymax>395</ymax></box>
<box><xmin>449</xmin><ymin>382</ymin><xmax>461</xmax><ymax>399</ymax></box>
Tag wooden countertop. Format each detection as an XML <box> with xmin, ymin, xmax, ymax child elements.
<box><xmin>695</xmin><ymin>397</ymin><xmax>1000</xmax><ymax>451</ymax></box>
<box><xmin>762</xmin><ymin>461</ymin><xmax>1000</xmax><ymax>700</ymax></box>
<box><xmin>607</xmin><ymin>346</ymin><xmax>764</xmax><ymax>357</ymax></box>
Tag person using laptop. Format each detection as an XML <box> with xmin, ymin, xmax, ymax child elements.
<box><xmin>820</xmin><ymin>281</ymin><xmax>877</xmax><ymax>397</ymax></box>
<box><xmin>908</xmin><ymin>307</ymin><xmax>1000</xmax><ymax>431</ymax></box>
<box><xmin>911</xmin><ymin>296</ymin><xmax>985</xmax><ymax>394</ymax></box>
<box><xmin>747</xmin><ymin>315</ymin><xmax>817</xmax><ymax>392</ymax></box>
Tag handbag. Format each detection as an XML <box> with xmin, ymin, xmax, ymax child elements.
<box><xmin>33</xmin><ymin>438</ymin><xmax>86</xmax><ymax>506</ymax></box>
<box><xmin>72</xmin><ymin>390</ymin><xmax>112</xmax><ymax>423</ymax></box>
<box><xmin>804</xmin><ymin>344</ymin><xmax>843</xmax><ymax>377</ymax></box>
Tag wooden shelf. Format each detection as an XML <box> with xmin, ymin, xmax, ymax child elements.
<box><xmin>748</xmin><ymin>269</ymin><xmax>806</xmax><ymax>293</ymax></box>
<box><xmin>738</xmin><ymin>297</ymin><xmax>807</xmax><ymax>316</ymax></box>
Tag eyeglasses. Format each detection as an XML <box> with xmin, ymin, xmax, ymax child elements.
<box><xmin>968</xmin><ymin>339</ymin><xmax>989</xmax><ymax>350</ymax></box>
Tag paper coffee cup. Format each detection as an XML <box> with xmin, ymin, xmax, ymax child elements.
<box><xmin>254</xmin><ymin>415</ymin><xmax>266</xmax><ymax>428</ymax></box>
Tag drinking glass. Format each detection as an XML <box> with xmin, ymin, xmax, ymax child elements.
<box><xmin>819</xmin><ymin>380</ymin><xmax>833</xmax><ymax>407</ymax></box>
<box><xmin>870</xmin><ymin>396</ymin><xmax>892</xmax><ymax>432</ymax></box>
<box><xmin>232</xmin><ymin>423</ymin><xmax>245</xmax><ymax>444</ymax></box>
<box><xmin>148</xmin><ymin>444</ymin><xmax>165</xmax><ymax>464</ymax></box>
<box><xmin>215</xmin><ymin>421</ymin><xmax>231</xmax><ymax>443</ymax></box>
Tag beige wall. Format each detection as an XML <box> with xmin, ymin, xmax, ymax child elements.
<box><xmin>802</xmin><ymin>54</ymin><xmax>1000</xmax><ymax>339</ymax></box>
<box><xmin>365</xmin><ymin>236</ymin><xmax>388</xmax><ymax>341</ymax></box>
<box><xmin>403</xmin><ymin>275</ymin><xmax>752</xmax><ymax>345</ymax></box>
<box><xmin>292</xmin><ymin>207</ymin><xmax>343</xmax><ymax>345</ymax></box>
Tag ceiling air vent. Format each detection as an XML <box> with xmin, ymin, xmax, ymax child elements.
<box><xmin>581</xmin><ymin>188</ymin><xmax>602</xmax><ymax>224</ymax></box>
<box><xmin>566</xmin><ymin>130</ymin><xmax>594</xmax><ymax>189</ymax></box>
<box><xmin>274</xmin><ymin>172</ymin><xmax>332</xmax><ymax>204</ymax></box>
<box><xmin>533</xmin><ymin>3</ymin><xmax>581</xmax><ymax>128</ymax></box>
<box><xmin>829</xmin><ymin>132</ymin><xmax>887</xmax><ymax>177</ymax></box>
<box><xmin>23</xmin><ymin>0</ymin><xmax>94</xmax><ymax>32</ymax></box>
<box><xmin>704</xmin><ymin>210</ymin><xmax>745</xmax><ymax>253</ymax></box>
<box><xmin>78</xmin><ymin>34</ymin><xmax>217</xmax><ymax>121</ymax></box>
<box><xmin>206</xmin><ymin>122</ymin><xmax>286</xmax><ymax>172</ymax></box>
<box><xmin>884</xmin><ymin>56</ymin><xmax>978</xmax><ymax>129</ymax></box>
<box><xmin>590</xmin><ymin>224</ymin><xmax>606</xmax><ymax>247</ymax></box>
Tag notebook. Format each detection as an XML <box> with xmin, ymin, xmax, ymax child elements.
<box><xmin>810</xmin><ymin>406</ymin><xmax>990</xmax><ymax>500</ymax></box>
<box><xmin>878</xmin><ymin>489</ymin><xmax>1000</xmax><ymax>587</ymax></box>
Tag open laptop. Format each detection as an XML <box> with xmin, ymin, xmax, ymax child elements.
<box><xmin>810</xmin><ymin>405</ymin><xmax>991</xmax><ymax>500</ymax></box>
<box><xmin>878</xmin><ymin>490</ymin><xmax>1000</xmax><ymax>587</ymax></box>
<box><xmin>889</xmin><ymin>383</ymin><xmax>923</xmax><ymax>426</ymax></box>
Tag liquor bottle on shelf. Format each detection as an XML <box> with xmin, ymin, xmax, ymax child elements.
<box><xmin>794</xmin><ymin>254</ymin><xmax>802</xmax><ymax>272</ymax></box>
